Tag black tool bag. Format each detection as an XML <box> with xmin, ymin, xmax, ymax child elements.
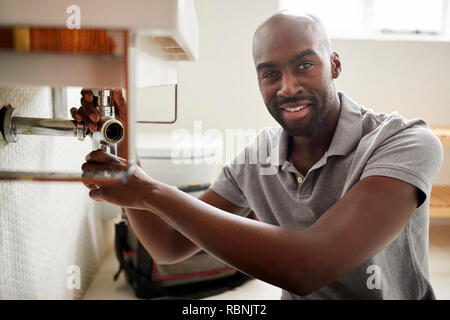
<box><xmin>113</xmin><ymin>184</ymin><xmax>254</xmax><ymax>299</ymax></box>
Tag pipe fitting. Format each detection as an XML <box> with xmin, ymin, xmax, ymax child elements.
<box><xmin>96</xmin><ymin>116</ymin><xmax>124</xmax><ymax>146</ymax></box>
<box><xmin>1</xmin><ymin>104</ymin><xmax>19</xmax><ymax>143</ymax></box>
<box><xmin>0</xmin><ymin>104</ymin><xmax>123</xmax><ymax>145</ymax></box>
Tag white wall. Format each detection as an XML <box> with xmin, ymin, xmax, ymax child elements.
<box><xmin>332</xmin><ymin>39</ymin><xmax>450</xmax><ymax>126</ymax></box>
<box><xmin>136</xmin><ymin>0</ymin><xmax>279</xmax><ymax>136</ymax></box>
<box><xmin>0</xmin><ymin>86</ymin><xmax>113</xmax><ymax>299</ymax></box>
<box><xmin>136</xmin><ymin>0</ymin><xmax>450</xmax><ymax>183</ymax></box>
<box><xmin>332</xmin><ymin>38</ymin><xmax>450</xmax><ymax>184</ymax></box>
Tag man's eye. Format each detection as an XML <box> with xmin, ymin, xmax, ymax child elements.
<box><xmin>298</xmin><ymin>63</ymin><xmax>313</xmax><ymax>70</ymax></box>
<box><xmin>263</xmin><ymin>72</ymin><xmax>279</xmax><ymax>79</ymax></box>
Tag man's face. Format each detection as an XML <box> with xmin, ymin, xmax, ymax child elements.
<box><xmin>253</xmin><ymin>20</ymin><xmax>340</xmax><ymax>136</ymax></box>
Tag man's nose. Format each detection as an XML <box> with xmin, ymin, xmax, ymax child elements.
<box><xmin>277</xmin><ymin>72</ymin><xmax>303</xmax><ymax>98</ymax></box>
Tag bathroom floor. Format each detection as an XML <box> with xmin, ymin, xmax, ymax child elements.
<box><xmin>82</xmin><ymin>247</ymin><xmax>281</xmax><ymax>300</ymax></box>
<box><xmin>83</xmin><ymin>223</ymin><xmax>450</xmax><ymax>300</ymax></box>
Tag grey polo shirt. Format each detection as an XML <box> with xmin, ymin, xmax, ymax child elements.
<box><xmin>210</xmin><ymin>91</ymin><xmax>443</xmax><ymax>300</ymax></box>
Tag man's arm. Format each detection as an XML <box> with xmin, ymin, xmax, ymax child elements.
<box><xmin>121</xmin><ymin>188</ymin><xmax>250</xmax><ymax>264</ymax></box>
<box><xmin>127</xmin><ymin>175</ymin><xmax>418</xmax><ymax>296</ymax></box>
<box><xmin>74</xmin><ymin>89</ymin><xmax>250</xmax><ymax>264</ymax></box>
<box><xmin>79</xmin><ymin>89</ymin><xmax>420</xmax><ymax>295</ymax></box>
<box><xmin>117</xmin><ymin>136</ymin><xmax>250</xmax><ymax>264</ymax></box>
<box><xmin>84</xmin><ymin>149</ymin><xmax>419</xmax><ymax>296</ymax></box>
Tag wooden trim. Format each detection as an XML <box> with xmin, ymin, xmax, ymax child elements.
<box><xmin>13</xmin><ymin>27</ymin><xmax>30</xmax><ymax>51</ymax></box>
<box><xmin>0</xmin><ymin>27</ymin><xmax>118</xmax><ymax>55</ymax></box>
<box><xmin>123</xmin><ymin>30</ymin><xmax>129</xmax><ymax>162</ymax></box>
<box><xmin>431</xmin><ymin>127</ymin><xmax>450</xmax><ymax>147</ymax></box>
<box><xmin>430</xmin><ymin>186</ymin><xmax>450</xmax><ymax>219</ymax></box>
<box><xmin>0</xmin><ymin>28</ymin><xmax>13</xmax><ymax>49</ymax></box>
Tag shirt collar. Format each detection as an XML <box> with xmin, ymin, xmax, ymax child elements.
<box><xmin>266</xmin><ymin>91</ymin><xmax>363</xmax><ymax>167</ymax></box>
<box><xmin>326</xmin><ymin>91</ymin><xmax>363</xmax><ymax>157</ymax></box>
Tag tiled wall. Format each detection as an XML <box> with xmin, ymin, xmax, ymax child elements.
<box><xmin>0</xmin><ymin>86</ymin><xmax>113</xmax><ymax>299</ymax></box>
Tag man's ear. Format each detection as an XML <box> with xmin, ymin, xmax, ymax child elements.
<box><xmin>331</xmin><ymin>51</ymin><xmax>342</xmax><ymax>79</ymax></box>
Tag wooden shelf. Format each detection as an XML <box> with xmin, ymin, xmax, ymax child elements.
<box><xmin>431</xmin><ymin>127</ymin><xmax>450</xmax><ymax>147</ymax></box>
<box><xmin>429</xmin><ymin>127</ymin><xmax>450</xmax><ymax>218</ymax></box>
<box><xmin>0</xmin><ymin>0</ymin><xmax>199</xmax><ymax>61</ymax></box>
<box><xmin>430</xmin><ymin>186</ymin><xmax>450</xmax><ymax>219</ymax></box>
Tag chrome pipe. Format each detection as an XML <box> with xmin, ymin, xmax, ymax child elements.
<box><xmin>0</xmin><ymin>104</ymin><xmax>123</xmax><ymax>145</ymax></box>
<box><xmin>0</xmin><ymin>88</ymin><xmax>131</xmax><ymax>183</ymax></box>
<box><xmin>90</xmin><ymin>89</ymin><xmax>119</xmax><ymax>155</ymax></box>
<box><xmin>12</xmin><ymin>117</ymin><xmax>86</xmax><ymax>140</ymax></box>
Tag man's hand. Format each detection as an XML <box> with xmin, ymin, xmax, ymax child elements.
<box><xmin>81</xmin><ymin>150</ymin><xmax>159</xmax><ymax>210</ymax></box>
<box><xmin>70</xmin><ymin>88</ymin><xmax>126</xmax><ymax>133</ymax></box>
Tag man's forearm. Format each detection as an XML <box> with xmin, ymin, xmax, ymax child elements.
<box><xmin>144</xmin><ymin>183</ymin><xmax>311</xmax><ymax>295</ymax></box>
<box><xmin>124</xmin><ymin>207</ymin><xmax>200</xmax><ymax>264</ymax></box>
<box><xmin>117</xmin><ymin>141</ymin><xmax>200</xmax><ymax>264</ymax></box>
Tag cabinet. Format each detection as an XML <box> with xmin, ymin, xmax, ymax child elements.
<box><xmin>0</xmin><ymin>0</ymin><xmax>198</xmax><ymax>183</ymax></box>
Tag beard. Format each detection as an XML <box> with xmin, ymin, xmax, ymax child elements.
<box><xmin>267</xmin><ymin>89</ymin><xmax>334</xmax><ymax>137</ymax></box>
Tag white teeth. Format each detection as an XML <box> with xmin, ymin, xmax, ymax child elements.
<box><xmin>284</xmin><ymin>105</ymin><xmax>307</xmax><ymax>112</ymax></box>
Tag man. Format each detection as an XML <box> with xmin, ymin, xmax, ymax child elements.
<box><xmin>72</xmin><ymin>12</ymin><xmax>443</xmax><ymax>299</ymax></box>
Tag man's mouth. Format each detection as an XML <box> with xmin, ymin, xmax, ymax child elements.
<box><xmin>282</xmin><ymin>104</ymin><xmax>309</xmax><ymax>112</ymax></box>
<box><xmin>279</xmin><ymin>103</ymin><xmax>312</xmax><ymax>120</ymax></box>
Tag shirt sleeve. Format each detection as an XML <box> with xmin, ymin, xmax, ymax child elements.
<box><xmin>360</xmin><ymin>123</ymin><xmax>444</xmax><ymax>207</ymax></box>
<box><xmin>210</xmin><ymin>128</ymin><xmax>274</xmax><ymax>209</ymax></box>
<box><xmin>210</xmin><ymin>160</ymin><xmax>250</xmax><ymax>209</ymax></box>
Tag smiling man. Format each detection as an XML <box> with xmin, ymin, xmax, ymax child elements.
<box><xmin>76</xmin><ymin>12</ymin><xmax>443</xmax><ymax>299</ymax></box>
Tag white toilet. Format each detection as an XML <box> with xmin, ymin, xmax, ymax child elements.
<box><xmin>136</xmin><ymin>132</ymin><xmax>222</xmax><ymax>195</ymax></box>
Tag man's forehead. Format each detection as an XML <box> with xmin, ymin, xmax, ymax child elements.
<box><xmin>253</xmin><ymin>12</ymin><xmax>328</xmax><ymax>64</ymax></box>
<box><xmin>254</xmin><ymin>12</ymin><xmax>317</xmax><ymax>37</ymax></box>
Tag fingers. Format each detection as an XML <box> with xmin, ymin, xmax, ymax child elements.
<box><xmin>112</xmin><ymin>89</ymin><xmax>125</xmax><ymax>107</ymax></box>
<box><xmin>82</xmin><ymin>180</ymin><xmax>99</xmax><ymax>191</ymax></box>
<box><xmin>78</xmin><ymin>106</ymin><xmax>98</xmax><ymax>132</ymax></box>
<box><xmin>70</xmin><ymin>105</ymin><xmax>89</xmax><ymax>125</ymax></box>
<box><xmin>112</xmin><ymin>89</ymin><xmax>127</xmax><ymax>120</ymax></box>
<box><xmin>85</xmin><ymin>149</ymin><xmax>118</xmax><ymax>164</ymax></box>
<box><xmin>81</xmin><ymin>161</ymin><xmax>114</xmax><ymax>173</ymax></box>
<box><xmin>80</xmin><ymin>89</ymin><xmax>93</xmax><ymax>102</ymax></box>
<box><xmin>81</xmin><ymin>157</ymin><xmax>120</xmax><ymax>190</ymax></box>
<box><xmin>89</xmin><ymin>188</ymin><xmax>105</xmax><ymax>202</ymax></box>
<box><xmin>80</xmin><ymin>93</ymin><xmax>100</xmax><ymax>123</ymax></box>
<box><xmin>75</xmin><ymin>89</ymin><xmax>126</xmax><ymax>124</ymax></box>
<box><xmin>70</xmin><ymin>107</ymin><xmax>82</xmax><ymax>122</ymax></box>
<box><xmin>68</xmin><ymin>89</ymin><xmax>101</xmax><ymax>133</ymax></box>
<box><xmin>81</xmin><ymin>147</ymin><xmax>126</xmax><ymax>202</ymax></box>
